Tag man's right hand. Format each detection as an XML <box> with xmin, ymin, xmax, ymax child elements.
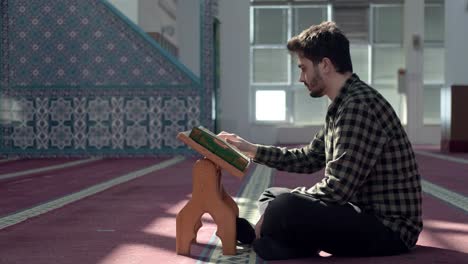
<box><xmin>217</xmin><ymin>131</ymin><xmax>258</xmax><ymax>159</ymax></box>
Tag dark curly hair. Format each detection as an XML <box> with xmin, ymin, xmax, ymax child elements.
<box><xmin>287</xmin><ymin>21</ymin><xmax>353</xmax><ymax>73</ymax></box>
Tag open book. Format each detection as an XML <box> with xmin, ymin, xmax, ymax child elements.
<box><xmin>177</xmin><ymin>126</ymin><xmax>250</xmax><ymax>178</ymax></box>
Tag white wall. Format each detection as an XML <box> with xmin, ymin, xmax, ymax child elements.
<box><xmin>138</xmin><ymin>0</ymin><xmax>163</xmax><ymax>32</ymax></box>
<box><xmin>445</xmin><ymin>0</ymin><xmax>468</xmax><ymax>86</ymax></box>
<box><xmin>108</xmin><ymin>0</ymin><xmax>180</xmax><ymax>54</ymax></box>
<box><xmin>139</xmin><ymin>0</ymin><xmax>178</xmax><ymax>46</ymax></box>
<box><xmin>217</xmin><ymin>0</ymin><xmax>252</xmax><ymax>139</ymax></box>
<box><xmin>218</xmin><ymin>0</ymin><xmax>280</xmax><ymax>145</ymax></box>
<box><xmin>176</xmin><ymin>0</ymin><xmax>200</xmax><ymax>76</ymax></box>
<box><xmin>108</xmin><ymin>0</ymin><xmax>138</xmax><ymax>24</ymax></box>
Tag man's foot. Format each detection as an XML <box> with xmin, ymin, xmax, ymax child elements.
<box><xmin>252</xmin><ymin>236</ymin><xmax>313</xmax><ymax>260</ymax></box>
<box><xmin>236</xmin><ymin>217</ymin><xmax>255</xmax><ymax>244</ymax></box>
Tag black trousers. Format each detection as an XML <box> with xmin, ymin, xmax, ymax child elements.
<box><xmin>258</xmin><ymin>187</ymin><xmax>408</xmax><ymax>257</ymax></box>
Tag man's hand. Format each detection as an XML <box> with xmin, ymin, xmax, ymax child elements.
<box><xmin>217</xmin><ymin>131</ymin><xmax>258</xmax><ymax>159</ymax></box>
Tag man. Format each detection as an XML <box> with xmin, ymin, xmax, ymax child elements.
<box><xmin>218</xmin><ymin>21</ymin><xmax>422</xmax><ymax>260</ymax></box>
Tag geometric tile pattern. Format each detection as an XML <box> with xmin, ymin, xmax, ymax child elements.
<box><xmin>2</xmin><ymin>94</ymin><xmax>200</xmax><ymax>155</ymax></box>
<box><xmin>0</xmin><ymin>0</ymin><xmax>216</xmax><ymax>157</ymax></box>
<box><xmin>6</xmin><ymin>0</ymin><xmax>196</xmax><ymax>87</ymax></box>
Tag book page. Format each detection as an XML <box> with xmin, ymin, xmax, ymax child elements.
<box><xmin>195</xmin><ymin>127</ymin><xmax>249</xmax><ymax>161</ymax></box>
<box><xmin>176</xmin><ymin>129</ymin><xmax>249</xmax><ymax>179</ymax></box>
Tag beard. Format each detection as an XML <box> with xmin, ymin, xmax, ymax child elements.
<box><xmin>306</xmin><ymin>67</ymin><xmax>325</xmax><ymax>98</ymax></box>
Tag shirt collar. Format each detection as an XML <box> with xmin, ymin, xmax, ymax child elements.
<box><xmin>326</xmin><ymin>73</ymin><xmax>360</xmax><ymax>118</ymax></box>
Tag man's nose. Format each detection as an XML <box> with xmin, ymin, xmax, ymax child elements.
<box><xmin>299</xmin><ymin>73</ymin><xmax>305</xmax><ymax>83</ymax></box>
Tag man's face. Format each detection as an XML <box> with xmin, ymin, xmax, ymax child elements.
<box><xmin>297</xmin><ymin>56</ymin><xmax>326</xmax><ymax>98</ymax></box>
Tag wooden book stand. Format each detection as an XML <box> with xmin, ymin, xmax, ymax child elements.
<box><xmin>176</xmin><ymin>132</ymin><xmax>248</xmax><ymax>256</ymax></box>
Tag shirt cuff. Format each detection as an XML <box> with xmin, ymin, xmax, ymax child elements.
<box><xmin>253</xmin><ymin>144</ymin><xmax>269</xmax><ymax>163</ymax></box>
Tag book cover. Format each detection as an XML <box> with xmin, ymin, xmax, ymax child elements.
<box><xmin>187</xmin><ymin>126</ymin><xmax>250</xmax><ymax>172</ymax></box>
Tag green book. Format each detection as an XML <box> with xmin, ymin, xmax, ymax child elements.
<box><xmin>188</xmin><ymin>126</ymin><xmax>250</xmax><ymax>172</ymax></box>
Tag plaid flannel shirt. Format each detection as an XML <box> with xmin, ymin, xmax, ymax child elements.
<box><xmin>254</xmin><ymin>74</ymin><xmax>423</xmax><ymax>249</ymax></box>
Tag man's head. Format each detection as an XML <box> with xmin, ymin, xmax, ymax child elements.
<box><xmin>287</xmin><ymin>21</ymin><xmax>353</xmax><ymax>98</ymax></box>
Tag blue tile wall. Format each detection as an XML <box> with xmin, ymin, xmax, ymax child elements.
<box><xmin>0</xmin><ymin>0</ymin><xmax>216</xmax><ymax>157</ymax></box>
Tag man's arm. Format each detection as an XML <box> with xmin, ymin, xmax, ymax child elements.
<box><xmin>299</xmin><ymin>102</ymin><xmax>389</xmax><ymax>204</ymax></box>
<box><xmin>254</xmin><ymin>128</ymin><xmax>326</xmax><ymax>174</ymax></box>
<box><xmin>217</xmin><ymin>131</ymin><xmax>258</xmax><ymax>158</ymax></box>
<box><xmin>219</xmin><ymin>128</ymin><xmax>326</xmax><ymax>174</ymax></box>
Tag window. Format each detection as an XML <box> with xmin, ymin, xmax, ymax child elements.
<box><xmin>423</xmin><ymin>0</ymin><xmax>444</xmax><ymax>124</ymax></box>
<box><xmin>250</xmin><ymin>0</ymin><xmax>444</xmax><ymax>125</ymax></box>
<box><xmin>250</xmin><ymin>1</ymin><xmax>330</xmax><ymax>124</ymax></box>
<box><xmin>371</xmin><ymin>4</ymin><xmax>405</xmax><ymax>121</ymax></box>
<box><xmin>255</xmin><ymin>90</ymin><xmax>286</xmax><ymax>121</ymax></box>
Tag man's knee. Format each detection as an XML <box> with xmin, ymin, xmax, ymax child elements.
<box><xmin>266</xmin><ymin>192</ymin><xmax>321</xmax><ymax>215</ymax></box>
<box><xmin>261</xmin><ymin>193</ymin><xmax>304</xmax><ymax>232</ymax></box>
<box><xmin>260</xmin><ymin>193</ymin><xmax>294</xmax><ymax>238</ymax></box>
<box><xmin>265</xmin><ymin>193</ymin><xmax>298</xmax><ymax>217</ymax></box>
<box><xmin>261</xmin><ymin>193</ymin><xmax>325</xmax><ymax>234</ymax></box>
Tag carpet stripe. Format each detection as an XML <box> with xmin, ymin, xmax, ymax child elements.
<box><xmin>422</xmin><ymin>179</ymin><xmax>468</xmax><ymax>213</ymax></box>
<box><xmin>0</xmin><ymin>157</ymin><xmax>101</xmax><ymax>181</ymax></box>
<box><xmin>0</xmin><ymin>157</ymin><xmax>19</xmax><ymax>164</ymax></box>
<box><xmin>0</xmin><ymin>156</ymin><xmax>185</xmax><ymax>230</ymax></box>
<box><xmin>197</xmin><ymin>165</ymin><xmax>273</xmax><ymax>264</ymax></box>
<box><xmin>415</xmin><ymin>151</ymin><xmax>468</xmax><ymax>212</ymax></box>
<box><xmin>415</xmin><ymin>150</ymin><xmax>468</xmax><ymax>165</ymax></box>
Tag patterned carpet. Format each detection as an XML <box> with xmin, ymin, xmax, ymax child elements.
<box><xmin>0</xmin><ymin>148</ymin><xmax>467</xmax><ymax>264</ymax></box>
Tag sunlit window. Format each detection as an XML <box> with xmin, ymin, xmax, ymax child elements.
<box><xmin>250</xmin><ymin>1</ymin><xmax>329</xmax><ymax>124</ymax></box>
<box><xmin>255</xmin><ymin>90</ymin><xmax>286</xmax><ymax>121</ymax></box>
<box><xmin>250</xmin><ymin>0</ymin><xmax>444</xmax><ymax>125</ymax></box>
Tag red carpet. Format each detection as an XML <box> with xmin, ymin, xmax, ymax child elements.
<box><xmin>0</xmin><ymin>157</ymin><xmax>247</xmax><ymax>264</ymax></box>
<box><xmin>0</xmin><ymin>158</ymin><xmax>168</xmax><ymax>217</ymax></box>
<box><xmin>415</xmin><ymin>152</ymin><xmax>468</xmax><ymax>195</ymax></box>
<box><xmin>0</xmin><ymin>149</ymin><xmax>467</xmax><ymax>264</ymax></box>
<box><xmin>0</xmin><ymin>158</ymin><xmax>84</xmax><ymax>174</ymax></box>
<box><xmin>416</xmin><ymin>145</ymin><xmax>468</xmax><ymax>160</ymax></box>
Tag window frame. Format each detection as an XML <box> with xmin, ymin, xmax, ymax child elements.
<box><xmin>250</xmin><ymin>3</ymin><xmax>331</xmax><ymax>124</ymax></box>
<box><xmin>423</xmin><ymin>1</ymin><xmax>444</xmax><ymax>125</ymax></box>
<box><xmin>249</xmin><ymin>1</ymin><xmax>444</xmax><ymax>126</ymax></box>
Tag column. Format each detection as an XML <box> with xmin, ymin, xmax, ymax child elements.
<box><xmin>403</xmin><ymin>0</ymin><xmax>424</xmax><ymax>144</ymax></box>
<box><xmin>441</xmin><ymin>0</ymin><xmax>468</xmax><ymax>152</ymax></box>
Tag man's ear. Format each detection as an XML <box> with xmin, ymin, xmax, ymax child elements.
<box><xmin>320</xmin><ymin>57</ymin><xmax>334</xmax><ymax>74</ymax></box>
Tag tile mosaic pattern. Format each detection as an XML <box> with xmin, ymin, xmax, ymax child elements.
<box><xmin>0</xmin><ymin>0</ymin><xmax>216</xmax><ymax>157</ymax></box>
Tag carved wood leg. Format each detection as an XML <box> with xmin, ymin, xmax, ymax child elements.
<box><xmin>176</xmin><ymin>201</ymin><xmax>204</xmax><ymax>255</ymax></box>
<box><xmin>191</xmin><ymin>219</ymin><xmax>203</xmax><ymax>244</ymax></box>
<box><xmin>222</xmin><ymin>185</ymin><xmax>239</xmax><ymax>217</ymax></box>
<box><xmin>176</xmin><ymin>158</ymin><xmax>239</xmax><ymax>256</ymax></box>
<box><xmin>209</xmin><ymin>201</ymin><xmax>237</xmax><ymax>255</ymax></box>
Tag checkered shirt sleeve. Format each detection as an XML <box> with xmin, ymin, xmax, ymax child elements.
<box><xmin>254</xmin><ymin>127</ymin><xmax>326</xmax><ymax>174</ymax></box>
